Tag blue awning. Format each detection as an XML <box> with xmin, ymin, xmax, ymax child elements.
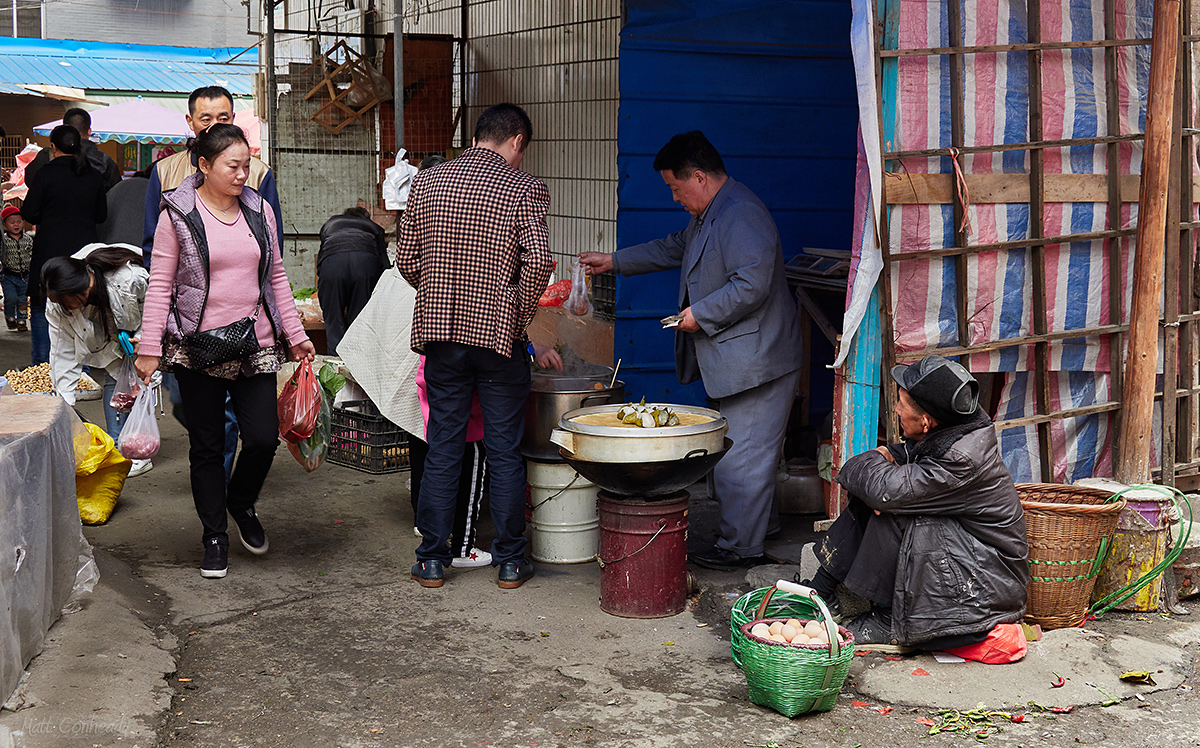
<box><xmin>0</xmin><ymin>38</ymin><xmax>257</xmax><ymax>96</ymax></box>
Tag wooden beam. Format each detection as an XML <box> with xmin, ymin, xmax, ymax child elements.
<box><xmin>1028</xmin><ymin>0</ymin><xmax>1054</xmax><ymax>480</ymax></box>
<box><xmin>1104</xmin><ymin>0</ymin><xmax>1125</xmax><ymax>469</ymax></box>
<box><xmin>883</xmin><ymin>173</ymin><xmax>1200</xmax><ymax>204</ymax></box>
<box><xmin>1117</xmin><ymin>0</ymin><xmax>1182</xmax><ymax>484</ymax></box>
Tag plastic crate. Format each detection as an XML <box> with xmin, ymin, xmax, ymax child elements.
<box><xmin>591</xmin><ymin>270</ymin><xmax>616</xmax><ymax>322</ymax></box>
<box><xmin>328</xmin><ymin>399</ymin><xmax>411</xmax><ymax>474</ymax></box>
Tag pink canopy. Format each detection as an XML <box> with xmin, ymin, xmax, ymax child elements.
<box><xmin>34</xmin><ymin>99</ymin><xmax>192</xmax><ymax>144</ymax></box>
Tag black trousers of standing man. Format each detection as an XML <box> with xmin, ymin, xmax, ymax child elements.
<box><xmin>317</xmin><ymin>252</ymin><xmax>385</xmax><ymax>355</ymax></box>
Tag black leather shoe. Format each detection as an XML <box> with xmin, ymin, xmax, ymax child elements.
<box><xmin>497</xmin><ymin>559</ymin><xmax>535</xmax><ymax>589</ymax></box>
<box><xmin>411</xmin><ymin>560</ymin><xmax>444</xmax><ymax>588</ymax></box>
<box><xmin>688</xmin><ymin>547</ymin><xmax>769</xmax><ymax>570</ymax></box>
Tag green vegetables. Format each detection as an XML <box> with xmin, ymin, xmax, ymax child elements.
<box><xmin>293</xmin><ymin>287</ymin><xmax>317</xmax><ymax>300</ymax></box>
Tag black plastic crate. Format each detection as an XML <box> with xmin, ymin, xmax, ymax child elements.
<box><xmin>592</xmin><ymin>270</ymin><xmax>616</xmax><ymax>322</ymax></box>
<box><xmin>328</xmin><ymin>399</ymin><xmax>411</xmax><ymax>474</ymax></box>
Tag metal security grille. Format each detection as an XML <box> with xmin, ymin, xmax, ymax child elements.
<box><xmin>267</xmin><ymin>19</ymin><xmax>389</xmax><ymax>283</ymax></box>
<box><xmin>400</xmin><ymin>0</ymin><xmax>621</xmax><ymax>276</ymax></box>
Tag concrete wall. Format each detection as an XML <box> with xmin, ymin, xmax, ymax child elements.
<box><xmin>43</xmin><ymin>0</ymin><xmax>250</xmax><ymax>48</ymax></box>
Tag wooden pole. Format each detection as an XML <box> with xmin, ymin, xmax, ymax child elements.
<box><xmin>1116</xmin><ymin>0</ymin><xmax>1181</xmax><ymax>483</ymax></box>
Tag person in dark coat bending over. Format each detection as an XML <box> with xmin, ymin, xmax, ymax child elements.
<box><xmin>807</xmin><ymin>355</ymin><xmax>1029</xmax><ymax>652</ymax></box>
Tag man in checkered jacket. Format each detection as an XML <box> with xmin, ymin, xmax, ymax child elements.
<box><xmin>397</xmin><ymin>103</ymin><xmax>553</xmax><ymax>590</ymax></box>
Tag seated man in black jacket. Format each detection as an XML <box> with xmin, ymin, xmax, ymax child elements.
<box><xmin>808</xmin><ymin>355</ymin><xmax>1029</xmax><ymax>652</ymax></box>
<box><xmin>317</xmin><ymin>206</ymin><xmax>389</xmax><ymax>355</ymax></box>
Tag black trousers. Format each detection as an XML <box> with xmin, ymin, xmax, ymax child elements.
<box><xmin>317</xmin><ymin>253</ymin><xmax>384</xmax><ymax>355</ymax></box>
<box><xmin>416</xmin><ymin>341</ymin><xmax>529</xmax><ymax>565</ymax></box>
<box><xmin>816</xmin><ymin>496</ymin><xmax>909</xmax><ymax>607</ymax></box>
<box><xmin>175</xmin><ymin>367</ymin><xmax>280</xmax><ymax>546</ymax></box>
<box><xmin>410</xmin><ymin>438</ymin><xmax>488</xmax><ymax>556</ymax></box>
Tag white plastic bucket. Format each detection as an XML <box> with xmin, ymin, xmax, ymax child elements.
<box><xmin>528</xmin><ymin>460</ymin><xmax>599</xmax><ymax>564</ymax></box>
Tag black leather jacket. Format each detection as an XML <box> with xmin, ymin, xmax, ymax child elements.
<box><xmin>837</xmin><ymin>426</ymin><xmax>1029</xmax><ymax>645</ymax></box>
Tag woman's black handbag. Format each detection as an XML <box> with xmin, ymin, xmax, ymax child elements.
<box><xmin>181</xmin><ymin>314</ymin><xmax>261</xmax><ymax>369</ymax></box>
<box><xmin>172</xmin><ymin>266</ymin><xmax>267</xmax><ymax>369</ymax></box>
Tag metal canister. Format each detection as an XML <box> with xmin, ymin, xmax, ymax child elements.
<box><xmin>522</xmin><ymin>376</ymin><xmax>625</xmax><ymax>461</ymax></box>
<box><xmin>597</xmin><ymin>490</ymin><xmax>689</xmax><ymax>618</ymax></box>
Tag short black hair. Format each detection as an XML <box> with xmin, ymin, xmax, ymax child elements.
<box><xmin>343</xmin><ymin>206</ymin><xmax>371</xmax><ymax>219</ymax></box>
<box><xmin>473</xmin><ymin>103</ymin><xmax>532</xmax><ymax>151</ymax></box>
<box><xmin>63</xmin><ymin>107</ymin><xmax>91</xmax><ymax>133</ymax></box>
<box><xmin>189</xmin><ymin>86</ymin><xmax>234</xmax><ymax>114</ymax></box>
<box><xmin>418</xmin><ymin>154</ymin><xmax>448</xmax><ymax>171</ymax></box>
<box><xmin>653</xmin><ymin>131</ymin><xmax>726</xmax><ymax>179</ymax></box>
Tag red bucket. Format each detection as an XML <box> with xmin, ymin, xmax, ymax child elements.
<box><xmin>597</xmin><ymin>491</ymin><xmax>689</xmax><ymax>618</ymax></box>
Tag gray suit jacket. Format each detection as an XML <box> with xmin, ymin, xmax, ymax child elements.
<box><xmin>613</xmin><ymin>178</ymin><xmax>802</xmax><ymax>399</ymax></box>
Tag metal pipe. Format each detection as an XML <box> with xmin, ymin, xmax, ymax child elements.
<box><xmin>265</xmin><ymin>0</ymin><xmax>278</xmax><ymax>169</ymax></box>
<box><xmin>393</xmin><ymin>0</ymin><xmax>404</xmax><ymax>158</ymax></box>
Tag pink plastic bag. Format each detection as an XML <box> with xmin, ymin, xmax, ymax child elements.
<box><xmin>278</xmin><ymin>360</ymin><xmax>321</xmax><ymax>443</ymax></box>
<box><xmin>118</xmin><ymin>385</ymin><xmax>160</xmax><ymax>459</ymax></box>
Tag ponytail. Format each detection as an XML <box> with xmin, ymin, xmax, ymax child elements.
<box><xmin>50</xmin><ymin>124</ymin><xmax>89</xmax><ymax>176</ymax></box>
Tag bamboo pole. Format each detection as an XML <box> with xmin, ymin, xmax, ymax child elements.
<box><xmin>1117</xmin><ymin>0</ymin><xmax>1182</xmax><ymax>483</ymax></box>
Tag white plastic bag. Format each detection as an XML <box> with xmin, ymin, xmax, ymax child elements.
<box><xmin>118</xmin><ymin>385</ymin><xmax>160</xmax><ymax>459</ymax></box>
<box><xmin>336</xmin><ymin>267</ymin><xmax>425</xmax><ymax>438</ymax></box>
<box><xmin>382</xmin><ymin>148</ymin><xmax>420</xmax><ymax>210</ymax></box>
<box><xmin>566</xmin><ymin>258</ymin><xmax>592</xmax><ymax>316</ymax></box>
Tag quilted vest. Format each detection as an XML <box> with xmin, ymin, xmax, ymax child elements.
<box><xmin>161</xmin><ymin>173</ymin><xmax>286</xmax><ymax>343</ymax></box>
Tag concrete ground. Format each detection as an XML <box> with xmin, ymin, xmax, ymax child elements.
<box><xmin>2</xmin><ymin>330</ymin><xmax>1200</xmax><ymax>748</ymax></box>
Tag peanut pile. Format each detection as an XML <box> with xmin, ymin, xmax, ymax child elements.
<box><xmin>5</xmin><ymin>363</ymin><xmax>54</xmax><ymax>394</ymax></box>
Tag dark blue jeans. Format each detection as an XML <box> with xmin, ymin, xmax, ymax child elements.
<box><xmin>416</xmin><ymin>340</ymin><xmax>530</xmax><ymax>565</ymax></box>
<box><xmin>30</xmin><ymin>306</ymin><xmax>49</xmax><ymax>364</ymax></box>
<box><xmin>1</xmin><ymin>272</ymin><xmax>27</xmax><ymax>323</ymax></box>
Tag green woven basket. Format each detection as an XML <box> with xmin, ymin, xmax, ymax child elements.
<box><xmin>730</xmin><ymin>582</ymin><xmax>854</xmax><ymax>717</ymax></box>
<box><xmin>730</xmin><ymin>585</ymin><xmax>821</xmax><ymax>668</ymax></box>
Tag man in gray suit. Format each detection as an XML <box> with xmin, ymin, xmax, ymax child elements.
<box><xmin>580</xmin><ymin>131</ymin><xmax>802</xmax><ymax>569</ymax></box>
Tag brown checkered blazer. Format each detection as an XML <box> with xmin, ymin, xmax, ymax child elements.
<box><xmin>396</xmin><ymin>147</ymin><xmax>553</xmax><ymax>357</ymax></box>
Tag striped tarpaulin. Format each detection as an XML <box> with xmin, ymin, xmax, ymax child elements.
<box><xmin>853</xmin><ymin>0</ymin><xmax>1185</xmax><ymax>481</ymax></box>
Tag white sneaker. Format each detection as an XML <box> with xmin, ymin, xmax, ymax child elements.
<box><xmin>128</xmin><ymin>459</ymin><xmax>153</xmax><ymax>477</ymax></box>
<box><xmin>412</xmin><ymin>526</ymin><xmax>422</xmax><ymax>538</ymax></box>
<box><xmin>451</xmin><ymin>548</ymin><xmax>493</xmax><ymax>568</ymax></box>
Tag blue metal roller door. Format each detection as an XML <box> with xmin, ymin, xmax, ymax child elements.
<box><xmin>616</xmin><ymin>0</ymin><xmax>857</xmax><ymax>405</ymax></box>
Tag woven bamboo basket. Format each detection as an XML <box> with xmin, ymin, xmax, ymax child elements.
<box><xmin>731</xmin><ymin>582</ymin><xmax>853</xmax><ymax>717</ymax></box>
<box><xmin>1018</xmin><ymin>483</ymin><xmax>1125</xmax><ymax>629</ymax></box>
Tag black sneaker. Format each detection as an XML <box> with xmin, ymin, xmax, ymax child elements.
<box><xmin>231</xmin><ymin>507</ymin><xmax>268</xmax><ymax>555</ymax></box>
<box><xmin>844</xmin><ymin>607</ymin><xmax>913</xmax><ymax>653</ymax></box>
<box><xmin>411</xmin><ymin>560</ymin><xmax>444</xmax><ymax>588</ymax></box>
<box><xmin>497</xmin><ymin>559</ymin><xmax>535</xmax><ymax>589</ymax></box>
<box><xmin>201</xmin><ymin>539</ymin><xmax>228</xmax><ymax>579</ymax></box>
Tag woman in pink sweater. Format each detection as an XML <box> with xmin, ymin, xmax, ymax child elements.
<box><xmin>136</xmin><ymin>124</ymin><xmax>315</xmax><ymax>579</ymax></box>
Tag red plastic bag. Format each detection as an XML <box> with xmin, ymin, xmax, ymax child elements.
<box><xmin>278</xmin><ymin>361</ymin><xmax>320</xmax><ymax>443</ymax></box>
<box><xmin>538</xmin><ymin>278</ymin><xmax>572</xmax><ymax>307</ymax></box>
<box><xmin>943</xmin><ymin>623</ymin><xmax>1027</xmax><ymax>664</ymax></box>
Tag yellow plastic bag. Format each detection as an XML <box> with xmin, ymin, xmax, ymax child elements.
<box><xmin>76</xmin><ymin>422</ymin><xmax>132</xmax><ymax>525</ymax></box>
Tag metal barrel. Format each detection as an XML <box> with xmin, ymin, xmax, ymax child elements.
<box><xmin>527</xmin><ymin>460</ymin><xmax>599</xmax><ymax>564</ymax></box>
<box><xmin>597</xmin><ymin>491</ymin><xmax>689</xmax><ymax>618</ymax></box>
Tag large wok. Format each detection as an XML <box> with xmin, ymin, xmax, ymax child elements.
<box><xmin>559</xmin><ymin>438</ymin><xmax>733</xmax><ymax>497</ymax></box>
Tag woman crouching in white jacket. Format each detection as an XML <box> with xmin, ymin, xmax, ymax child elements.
<box><xmin>42</xmin><ymin>242</ymin><xmax>154</xmax><ymax>476</ymax></box>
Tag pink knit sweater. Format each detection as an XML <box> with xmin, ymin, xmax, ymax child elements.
<box><xmin>140</xmin><ymin>200</ymin><xmax>307</xmax><ymax>357</ymax></box>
